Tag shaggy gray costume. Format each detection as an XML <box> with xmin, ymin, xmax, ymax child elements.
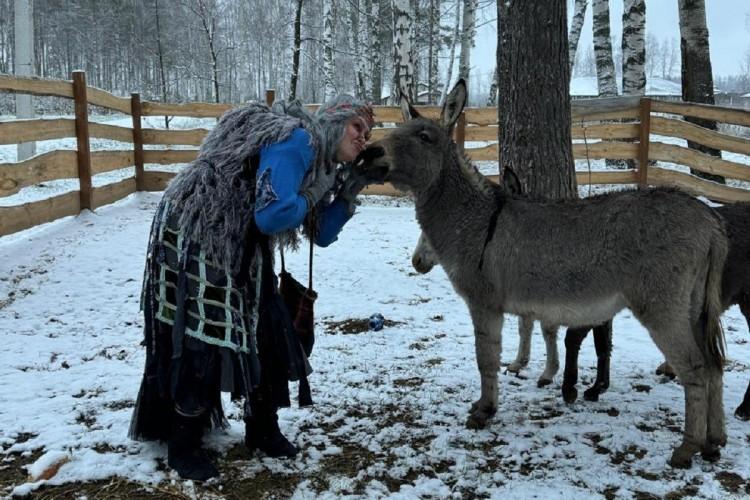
<box><xmin>164</xmin><ymin>96</ymin><xmax>374</xmax><ymax>275</ymax></box>
<box><xmin>164</xmin><ymin>102</ymin><xmax>315</xmax><ymax>275</ymax></box>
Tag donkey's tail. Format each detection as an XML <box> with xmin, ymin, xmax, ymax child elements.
<box><xmin>703</xmin><ymin>222</ymin><xmax>728</xmax><ymax>370</ymax></box>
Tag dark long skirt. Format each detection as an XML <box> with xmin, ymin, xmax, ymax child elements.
<box><xmin>129</xmin><ymin>205</ymin><xmax>312</xmax><ymax>442</ymax></box>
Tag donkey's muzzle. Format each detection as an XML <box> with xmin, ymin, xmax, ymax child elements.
<box><xmin>354</xmin><ymin>145</ymin><xmax>389</xmax><ymax>183</ymax></box>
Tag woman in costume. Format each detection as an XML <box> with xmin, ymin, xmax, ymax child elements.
<box><xmin>129</xmin><ymin>95</ymin><xmax>374</xmax><ymax>480</ymax></box>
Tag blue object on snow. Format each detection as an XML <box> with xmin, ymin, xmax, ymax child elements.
<box><xmin>368</xmin><ymin>313</ymin><xmax>385</xmax><ymax>331</ymax></box>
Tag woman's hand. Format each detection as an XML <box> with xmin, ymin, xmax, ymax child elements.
<box><xmin>302</xmin><ymin>167</ymin><xmax>337</xmax><ymax>209</ymax></box>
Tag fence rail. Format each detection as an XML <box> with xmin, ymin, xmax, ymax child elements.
<box><xmin>2</xmin><ymin>71</ymin><xmax>750</xmax><ymax>237</ymax></box>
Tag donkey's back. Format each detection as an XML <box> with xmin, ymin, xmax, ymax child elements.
<box><xmin>480</xmin><ymin>188</ymin><xmax>725</xmax><ymax>329</ymax></box>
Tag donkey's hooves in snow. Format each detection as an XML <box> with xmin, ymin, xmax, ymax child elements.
<box><xmin>465</xmin><ymin>413</ymin><xmax>490</xmax><ymax>430</ymax></box>
<box><xmin>656</xmin><ymin>361</ymin><xmax>677</xmax><ymax>380</ymax></box>
<box><xmin>466</xmin><ymin>403</ymin><xmax>496</xmax><ymax>429</ymax></box>
<box><xmin>561</xmin><ymin>385</ymin><xmax>578</xmax><ymax>404</ymax></box>
<box><xmin>735</xmin><ymin>404</ymin><xmax>750</xmax><ymax>421</ymax></box>
<box><xmin>506</xmin><ymin>361</ymin><xmax>527</xmax><ymax>374</ymax></box>
<box><xmin>583</xmin><ymin>389</ymin><xmax>600</xmax><ymax>402</ymax></box>
<box><xmin>583</xmin><ymin>383</ymin><xmax>608</xmax><ymax>402</ymax></box>
<box><xmin>536</xmin><ymin>377</ymin><xmax>553</xmax><ymax>388</ymax></box>
<box><xmin>701</xmin><ymin>444</ymin><xmax>721</xmax><ymax>463</ymax></box>
<box><xmin>668</xmin><ymin>443</ymin><xmax>701</xmax><ymax>469</ymax></box>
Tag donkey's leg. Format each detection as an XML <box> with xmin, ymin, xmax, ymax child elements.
<box><xmin>584</xmin><ymin>320</ymin><xmax>613</xmax><ymax>402</ymax></box>
<box><xmin>466</xmin><ymin>305</ymin><xmax>504</xmax><ymax>430</ymax></box>
<box><xmin>656</xmin><ymin>360</ymin><xmax>677</xmax><ymax>379</ymax></box>
<box><xmin>507</xmin><ymin>315</ymin><xmax>533</xmax><ymax>374</ymax></box>
<box><xmin>646</xmin><ymin>321</ymin><xmax>709</xmax><ymax>469</ymax></box>
<box><xmin>704</xmin><ymin>363</ymin><xmax>726</xmax><ymax>462</ymax></box>
<box><xmin>736</xmin><ymin>295</ymin><xmax>750</xmax><ymax>419</ymax></box>
<box><xmin>537</xmin><ymin>323</ymin><xmax>559</xmax><ymax>387</ymax></box>
<box><xmin>735</xmin><ymin>381</ymin><xmax>750</xmax><ymax>421</ymax></box>
<box><xmin>562</xmin><ymin>327</ymin><xmax>589</xmax><ymax>404</ymax></box>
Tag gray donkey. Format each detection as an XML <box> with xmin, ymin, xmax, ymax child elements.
<box><xmin>562</xmin><ymin>201</ymin><xmax>750</xmax><ymax>420</ymax></box>
<box><xmin>413</xmin><ymin>215</ymin><xmax>560</xmax><ymax>388</ymax></box>
<box><xmin>358</xmin><ymin>79</ymin><xmax>728</xmax><ymax>468</ymax></box>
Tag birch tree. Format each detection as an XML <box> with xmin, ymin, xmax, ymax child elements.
<box><xmin>458</xmin><ymin>0</ymin><xmax>477</xmax><ymax>85</ymax></box>
<box><xmin>427</xmin><ymin>0</ymin><xmax>441</xmax><ymax>104</ymax></box>
<box><xmin>392</xmin><ymin>0</ymin><xmax>414</xmax><ymax>101</ymax></box>
<box><xmin>289</xmin><ymin>0</ymin><xmax>303</xmax><ymax>100</ymax></box>
<box><xmin>366</xmin><ymin>0</ymin><xmax>383</xmax><ymax>102</ymax></box>
<box><xmin>323</xmin><ymin>0</ymin><xmax>336</xmax><ymax>100</ymax></box>
<box><xmin>621</xmin><ymin>0</ymin><xmax>645</xmax><ymax>96</ymax></box>
<box><xmin>678</xmin><ymin>0</ymin><xmax>724</xmax><ymax>183</ymax></box>
<box><xmin>486</xmin><ymin>65</ymin><xmax>498</xmax><ymax>105</ymax></box>
<box><xmin>568</xmin><ymin>0</ymin><xmax>588</xmax><ymax>74</ymax></box>
<box><xmin>592</xmin><ymin>0</ymin><xmax>617</xmax><ymax>96</ymax></box>
<box><xmin>441</xmin><ymin>0</ymin><xmax>461</xmax><ymax>104</ymax></box>
<box><xmin>350</xmin><ymin>0</ymin><xmax>366</xmax><ymax>98</ymax></box>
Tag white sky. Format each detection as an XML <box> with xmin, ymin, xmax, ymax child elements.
<box><xmin>473</xmin><ymin>0</ymin><xmax>750</xmax><ymax>79</ymax></box>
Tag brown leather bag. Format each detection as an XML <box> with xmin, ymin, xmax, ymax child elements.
<box><xmin>278</xmin><ymin>236</ymin><xmax>317</xmax><ymax>357</ymax></box>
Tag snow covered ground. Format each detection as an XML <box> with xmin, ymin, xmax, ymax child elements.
<box><xmin>2</xmin><ymin>192</ymin><xmax>750</xmax><ymax>498</ymax></box>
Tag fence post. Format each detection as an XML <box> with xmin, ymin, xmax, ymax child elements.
<box><xmin>456</xmin><ymin>111</ymin><xmax>466</xmax><ymax>153</ymax></box>
<box><xmin>131</xmin><ymin>93</ymin><xmax>145</xmax><ymax>191</ymax></box>
<box><xmin>72</xmin><ymin>70</ymin><xmax>92</xmax><ymax>210</ymax></box>
<box><xmin>266</xmin><ymin>89</ymin><xmax>275</xmax><ymax>107</ymax></box>
<box><xmin>638</xmin><ymin>97</ymin><xmax>652</xmax><ymax>187</ymax></box>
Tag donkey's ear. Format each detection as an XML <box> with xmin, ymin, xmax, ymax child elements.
<box><xmin>501</xmin><ymin>166</ymin><xmax>523</xmax><ymax>195</ymax></box>
<box><xmin>399</xmin><ymin>89</ymin><xmax>420</xmax><ymax>122</ymax></box>
<box><xmin>440</xmin><ymin>79</ymin><xmax>467</xmax><ymax>129</ymax></box>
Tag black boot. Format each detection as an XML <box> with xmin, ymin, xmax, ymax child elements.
<box><xmin>167</xmin><ymin>414</ymin><xmax>219</xmax><ymax>481</ymax></box>
<box><xmin>245</xmin><ymin>403</ymin><xmax>298</xmax><ymax>458</ymax></box>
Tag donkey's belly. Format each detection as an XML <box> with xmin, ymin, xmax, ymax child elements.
<box><xmin>506</xmin><ymin>293</ymin><xmax>626</xmax><ymax>328</ymax></box>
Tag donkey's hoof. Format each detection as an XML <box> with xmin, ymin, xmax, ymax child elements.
<box><xmin>701</xmin><ymin>444</ymin><xmax>721</xmax><ymax>463</ymax></box>
<box><xmin>734</xmin><ymin>404</ymin><xmax>750</xmax><ymax>421</ymax></box>
<box><xmin>506</xmin><ymin>361</ymin><xmax>526</xmax><ymax>374</ymax></box>
<box><xmin>562</xmin><ymin>385</ymin><xmax>578</xmax><ymax>404</ymax></box>
<box><xmin>537</xmin><ymin>377</ymin><xmax>553</xmax><ymax>388</ymax></box>
<box><xmin>656</xmin><ymin>362</ymin><xmax>676</xmax><ymax>380</ymax></box>
<box><xmin>465</xmin><ymin>414</ymin><xmax>487</xmax><ymax>430</ymax></box>
<box><xmin>668</xmin><ymin>443</ymin><xmax>699</xmax><ymax>469</ymax></box>
<box><xmin>708</xmin><ymin>433</ymin><xmax>727</xmax><ymax>448</ymax></box>
<box><xmin>583</xmin><ymin>389</ymin><xmax>600</xmax><ymax>402</ymax></box>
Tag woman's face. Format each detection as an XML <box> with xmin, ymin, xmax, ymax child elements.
<box><xmin>335</xmin><ymin>116</ymin><xmax>371</xmax><ymax>163</ymax></box>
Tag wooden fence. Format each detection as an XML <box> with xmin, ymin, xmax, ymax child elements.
<box><xmin>2</xmin><ymin>71</ymin><xmax>750</xmax><ymax>237</ymax></box>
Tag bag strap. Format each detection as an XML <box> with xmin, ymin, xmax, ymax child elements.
<box><xmin>307</xmin><ymin>209</ymin><xmax>315</xmax><ymax>290</ymax></box>
<box><xmin>278</xmin><ymin>208</ymin><xmax>315</xmax><ymax>292</ymax></box>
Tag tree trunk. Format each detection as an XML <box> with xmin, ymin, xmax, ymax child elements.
<box><xmin>441</xmin><ymin>0</ymin><xmax>461</xmax><ymax>105</ymax></box>
<box><xmin>154</xmin><ymin>0</ymin><xmax>171</xmax><ymax>128</ymax></box>
<box><xmin>568</xmin><ymin>0</ymin><xmax>588</xmax><ymax>74</ymax></box>
<box><xmin>592</xmin><ymin>0</ymin><xmax>617</xmax><ymax>96</ymax></box>
<box><xmin>486</xmin><ymin>64</ymin><xmax>498</xmax><ymax>106</ymax></box>
<box><xmin>498</xmin><ymin>1</ymin><xmax>576</xmax><ymax>200</ymax></box>
<box><xmin>392</xmin><ymin>0</ymin><xmax>414</xmax><ymax>101</ymax></box>
<box><xmin>323</xmin><ymin>0</ymin><xmax>336</xmax><ymax>100</ymax></box>
<box><xmin>678</xmin><ymin>0</ymin><xmax>724</xmax><ymax>183</ymax></box>
<box><xmin>427</xmin><ymin>0</ymin><xmax>441</xmax><ymax>104</ymax></box>
<box><xmin>289</xmin><ymin>0</ymin><xmax>303</xmax><ymax>100</ymax></box>
<box><xmin>350</xmin><ymin>0</ymin><xmax>366</xmax><ymax>99</ymax></box>
<box><xmin>621</xmin><ymin>0</ymin><xmax>646</xmax><ymax>96</ymax></box>
<box><xmin>458</xmin><ymin>0</ymin><xmax>477</xmax><ymax>85</ymax></box>
<box><xmin>367</xmin><ymin>0</ymin><xmax>383</xmax><ymax>102</ymax></box>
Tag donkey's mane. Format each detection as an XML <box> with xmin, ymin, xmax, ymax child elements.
<box><xmin>451</xmin><ymin>143</ymin><xmax>498</xmax><ymax>199</ymax></box>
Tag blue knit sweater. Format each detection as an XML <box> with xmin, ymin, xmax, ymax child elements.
<box><xmin>254</xmin><ymin>128</ymin><xmax>352</xmax><ymax>246</ymax></box>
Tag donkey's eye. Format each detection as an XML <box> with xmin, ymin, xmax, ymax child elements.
<box><xmin>418</xmin><ymin>131</ymin><xmax>432</xmax><ymax>143</ymax></box>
